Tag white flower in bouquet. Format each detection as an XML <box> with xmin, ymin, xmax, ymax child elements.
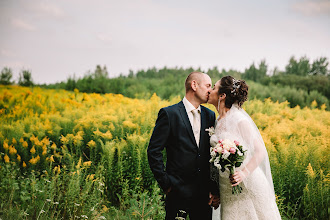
<box><xmin>210</xmin><ymin>134</ymin><xmax>218</xmax><ymax>147</ymax></box>
<box><xmin>221</xmin><ymin>149</ymin><xmax>231</xmax><ymax>159</ymax></box>
<box><xmin>222</xmin><ymin>139</ymin><xmax>236</xmax><ymax>151</ymax></box>
<box><xmin>214</xmin><ymin>157</ymin><xmax>221</xmax><ymax>169</ymax></box>
<box><xmin>211</xmin><ymin>150</ymin><xmax>217</xmax><ymax>158</ymax></box>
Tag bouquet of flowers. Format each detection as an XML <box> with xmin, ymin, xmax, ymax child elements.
<box><xmin>206</xmin><ymin>127</ymin><xmax>247</xmax><ymax>194</ymax></box>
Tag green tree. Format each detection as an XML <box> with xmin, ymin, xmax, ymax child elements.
<box><xmin>285</xmin><ymin>56</ymin><xmax>311</xmax><ymax>76</ymax></box>
<box><xmin>243</xmin><ymin>59</ymin><xmax>267</xmax><ymax>82</ymax></box>
<box><xmin>94</xmin><ymin>65</ymin><xmax>108</xmax><ymax>78</ymax></box>
<box><xmin>0</xmin><ymin>67</ymin><xmax>13</xmax><ymax>85</ymax></box>
<box><xmin>18</xmin><ymin>69</ymin><xmax>34</xmax><ymax>87</ymax></box>
<box><xmin>310</xmin><ymin>57</ymin><xmax>329</xmax><ymax>75</ymax></box>
<box><xmin>65</xmin><ymin>75</ymin><xmax>77</xmax><ymax>91</ymax></box>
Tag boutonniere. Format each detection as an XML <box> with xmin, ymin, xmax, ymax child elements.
<box><xmin>205</xmin><ymin>126</ymin><xmax>215</xmax><ymax>136</ymax></box>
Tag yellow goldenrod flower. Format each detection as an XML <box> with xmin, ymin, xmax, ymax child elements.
<box><xmin>76</xmin><ymin>157</ymin><xmax>82</xmax><ymax>169</ymax></box>
<box><xmin>17</xmin><ymin>154</ymin><xmax>21</xmax><ymax>162</ymax></box>
<box><xmin>87</xmin><ymin>174</ymin><xmax>95</xmax><ymax>181</ymax></box>
<box><xmin>29</xmin><ymin>157</ymin><xmax>36</xmax><ymax>165</ymax></box>
<box><xmin>22</xmin><ymin>141</ymin><xmax>28</xmax><ymax>148</ymax></box>
<box><xmin>102</xmin><ymin>205</ymin><xmax>109</xmax><ymax>212</ymax></box>
<box><xmin>123</xmin><ymin>120</ymin><xmax>137</xmax><ymax>129</ymax></box>
<box><xmin>51</xmin><ymin>143</ymin><xmax>57</xmax><ymax>150</ymax></box>
<box><xmin>30</xmin><ymin>146</ymin><xmax>36</xmax><ymax>154</ymax></box>
<box><xmin>93</xmin><ymin>128</ymin><xmax>103</xmax><ymax>138</ymax></box>
<box><xmin>60</xmin><ymin>135</ymin><xmax>69</xmax><ymax>145</ymax></box>
<box><xmin>29</xmin><ymin>155</ymin><xmax>40</xmax><ymax>165</ymax></box>
<box><xmin>42</xmin><ymin>145</ymin><xmax>47</xmax><ymax>155</ymax></box>
<box><xmin>3</xmin><ymin>142</ymin><xmax>9</xmax><ymax>150</ymax></box>
<box><xmin>19</xmin><ymin>137</ymin><xmax>24</xmax><ymax>143</ymax></box>
<box><xmin>87</xmin><ymin>140</ymin><xmax>96</xmax><ymax>148</ymax></box>
<box><xmin>311</xmin><ymin>100</ymin><xmax>317</xmax><ymax>109</ymax></box>
<box><xmin>306</xmin><ymin>163</ymin><xmax>316</xmax><ymax>179</ymax></box>
<box><xmin>12</xmin><ymin>138</ymin><xmax>17</xmax><ymax>145</ymax></box>
<box><xmin>108</xmin><ymin>123</ymin><xmax>115</xmax><ymax>131</ymax></box>
<box><xmin>83</xmin><ymin>161</ymin><xmax>92</xmax><ymax>167</ymax></box>
<box><xmin>42</xmin><ymin>137</ymin><xmax>50</xmax><ymax>146</ymax></box>
<box><xmin>4</xmin><ymin>154</ymin><xmax>10</xmax><ymax>163</ymax></box>
<box><xmin>30</xmin><ymin>135</ymin><xmax>37</xmax><ymax>143</ymax></box>
<box><xmin>102</xmin><ymin>130</ymin><xmax>113</xmax><ymax>140</ymax></box>
<box><xmin>23</xmin><ymin>161</ymin><xmax>27</xmax><ymax>167</ymax></box>
<box><xmin>9</xmin><ymin>146</ymin><xmax>17</xmax><ymax>155</ymax></box>
<box><xmin>320</xmin><ymin>104</ymin><xmax>327</xmax><ymax>110</ymax></box>
<box><xmin>73</xmin><ymin>132</ymin><xmax>83</xmax><ymax>147</ymax></box>
<box><xmin>53</xmin><ymin>165</ymin><xmax>61</xmax><ymax>174</ymax></box>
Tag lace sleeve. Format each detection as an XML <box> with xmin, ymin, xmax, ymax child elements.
<box><xmin>210</xmin><ymin>163</ymin><xmax>219</xmax><ymax>186</ymax></box>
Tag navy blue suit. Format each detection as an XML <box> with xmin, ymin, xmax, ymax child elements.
<box><xmin>148</xmin><ymin>101</ymin><xmax>218</xmax><ymax>219</ymax></box>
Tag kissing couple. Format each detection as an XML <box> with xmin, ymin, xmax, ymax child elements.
<box><xmin>148</xmin><ymin>72</ymin><xmax>281</xmax><ymax>220</ymax></box>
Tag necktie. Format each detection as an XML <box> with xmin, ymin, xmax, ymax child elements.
<box><xmin>191</xmin><ymin>109</ymin><xmax>200</xmax><ymax>146</ymax></box>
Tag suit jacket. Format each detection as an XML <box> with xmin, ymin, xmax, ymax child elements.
<box><xmin>147</xmin><ymin>101</ymin><xmax>219</xmax><ymax>198</ymax></box>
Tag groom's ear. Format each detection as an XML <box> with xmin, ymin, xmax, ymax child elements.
<box><xmin>191</xmin><ymin>80</ymin><xmax>198</xmax><ymax>91</ymax></box>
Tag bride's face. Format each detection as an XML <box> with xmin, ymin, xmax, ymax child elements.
<box><xmin>208</xmin><ymin>80</ymin><xmax>221</xmax><ymax>105</ymax></box>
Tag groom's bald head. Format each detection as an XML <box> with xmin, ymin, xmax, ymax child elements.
<box><xmin>185</xmin><ymin>72</ymin><xmax>205</xmax><ymax>92</ymax></box>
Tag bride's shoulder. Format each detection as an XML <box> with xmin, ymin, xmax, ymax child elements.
<box><xmin>230</xmin><ymin>107</ymin><xmax>246</xmax><ymax>120</ymax></box>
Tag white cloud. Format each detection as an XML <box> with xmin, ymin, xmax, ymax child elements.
<box><xmin>292</xmin><ymin>0</ymin><xmax>330</xmax><ymax>16</ymax></box>
<box><xmin>11</xmin><ymin>18</ymin><xmax>36</xmax><ymax>31</ymax></box>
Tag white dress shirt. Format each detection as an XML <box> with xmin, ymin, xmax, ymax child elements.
<box><xmin>183</xmin><ymin>97</ymin><xmax>201</xmax><ymax>146</ymax></box>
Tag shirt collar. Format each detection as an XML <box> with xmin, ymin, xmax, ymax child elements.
<box><xmin>183</xmin><ymin>97</ymin><xmax>201</xmax><ymax>113</ymax></box>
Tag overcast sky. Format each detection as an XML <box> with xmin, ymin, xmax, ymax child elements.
<box><xmin>1</xmin><ymin>0</ymin><xmax>330</xmax><ymax>84</ymax></box>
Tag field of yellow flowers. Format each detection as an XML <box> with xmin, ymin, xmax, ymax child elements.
<box><xmin>0</xmin><ymin>85</ymin><xmax>329</xmax><ymax>219</ymax></box>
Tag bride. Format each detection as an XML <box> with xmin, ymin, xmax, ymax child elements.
<box><xmin>208</xmin><ymin>76</ymin><xmax>281</xmax><ymax>220</ymax></box>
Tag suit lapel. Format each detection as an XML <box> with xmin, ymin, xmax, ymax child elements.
<box><xmin>178</xmin><ymin>101</ymin><xmax>198</xmax><ymax>147</ymax></box>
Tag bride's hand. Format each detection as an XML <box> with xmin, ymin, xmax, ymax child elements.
<box><xmin>230</xmin><ymin>169</ymin><xmax>250</xmax><ymax>186</ymax></box>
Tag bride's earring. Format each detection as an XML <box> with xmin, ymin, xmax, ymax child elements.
<box><xmin>217</xmin><ymin>98</ymin><xmax>220</xmax><ymax>111</ymax></box>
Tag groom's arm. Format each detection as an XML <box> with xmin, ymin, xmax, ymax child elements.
<box><xmin>147</xmin><ymin>108</ymin><xmax>171</xmax><ymax>192</ymax></box>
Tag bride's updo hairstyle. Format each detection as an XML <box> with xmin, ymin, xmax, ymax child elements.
<box><xmin>218</xmin><ymin>76</ymin><xmax>248</xmax><ymax>108</ymax></box>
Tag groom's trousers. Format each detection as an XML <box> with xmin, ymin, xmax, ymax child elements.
<box><xmin>165</xmin><ymin>182</ymin><xmax>212</xmax><ymax>220</ymax></box>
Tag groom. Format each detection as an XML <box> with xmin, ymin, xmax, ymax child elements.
<box><xmin>148</xmin><ymin>72</ymin><xmax>220</xmax><ymax>219</ymax></box>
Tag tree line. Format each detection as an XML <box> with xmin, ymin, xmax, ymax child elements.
<box><xmin>1</xmin><ymin>56</ymin><xmax>329</xmax><ymax>109</ymax></box>
<box><xmin>0</xmin><ymin>67</ymin><xmax>34</xmax><ymax>87</ymax></box>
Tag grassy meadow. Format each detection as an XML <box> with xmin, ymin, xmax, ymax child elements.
<box><xmin>0</xmin><ymin>85</ymin><xmax>329</xmax><ymax>219</ymax></box>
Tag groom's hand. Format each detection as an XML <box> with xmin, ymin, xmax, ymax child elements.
<box><xmin>165</xmin><ymin>187</ymin><xmax>172</xmax><ymax>195</ymax></box>
<box><xmin>208</xmin><ymin>193</ymin><xmax>220</xmax><ymax>209</ymax></box>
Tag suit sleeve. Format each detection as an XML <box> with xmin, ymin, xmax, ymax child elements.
<box><xmin>147</xmin><ymin>108</ymin><xmax>171</xmax><ymax>192</ymax></box>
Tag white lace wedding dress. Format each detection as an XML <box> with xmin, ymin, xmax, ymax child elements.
<box><xmin>211</xmin><ymin>104</ymin><xmax>281</xmax><ymax>220</ymax></box>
